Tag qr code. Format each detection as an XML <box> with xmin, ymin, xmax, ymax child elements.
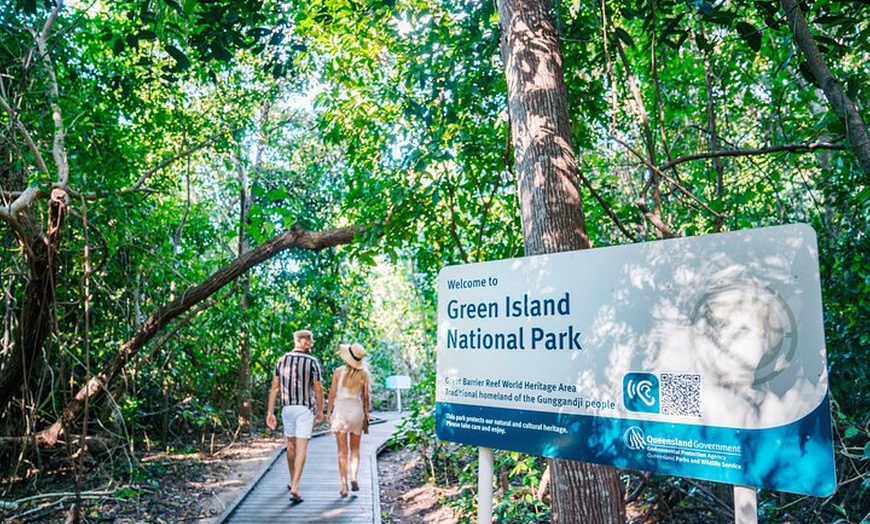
<box><xmin>660</xmin><ymin>373</ymin><xmax>701</xmax><ymax>417</ymax></box>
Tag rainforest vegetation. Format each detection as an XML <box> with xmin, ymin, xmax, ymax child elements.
<box><xmin>0</xmin><ymin>0</ymin><xmax>867</xmax><ymax>521</ymax></box>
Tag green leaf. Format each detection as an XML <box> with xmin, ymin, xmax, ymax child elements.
<box><xmin>736</xmin><ymin>22</ymin><xmax>761</xmax><ymax>52</ymax></box>
<box><xmin>863</xmin><ymin>441</ymin><xmax>870</xmax><ymax>460</ymax></box>
<box><xmin>357</xmin><ymin>252</ymin><xmax>378</xmax><ymax>266</ymax></box>
<box><xmin>165</xmin><ymin>44</ymin><xmax>190</xmax><ymax>71</ymax></box>
<box><xmin>614</xmin><ymin>28</ymin><xmax>635</xmax><ymax>48</ymax></box>
<box><xmin>266</xmin><ymin>188</ymin><xmax>290</xmax><ymax>201</ymax></box>
<box><xmin>20</xmin><ymin>0</ymin><xmax>36</xmax><ymax>14</ymax></box>
<box><xmin>211</xmin><ymin>40</ymin><xmax>233</xmax><ymax>61</ymax></box>
<box><xmin>844</xmin><ymin>426</ymin><xmax>858</xmax><ymax>439</ymax></box>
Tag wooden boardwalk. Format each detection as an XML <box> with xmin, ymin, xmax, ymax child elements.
<box><xmin>216</xmin><ymin>411</ymin><xmax>402</xmax><ymax>524</ymax></box>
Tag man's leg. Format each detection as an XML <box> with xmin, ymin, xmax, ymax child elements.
<box><xmin>290</xmin><ymin>436</ymin><xmax>310</xmax><ymax>495</ymax></box>
<box><xmin>285</xmin><ymin>436</ymin><xmax>297</xmax><ymax>488</ymax></box>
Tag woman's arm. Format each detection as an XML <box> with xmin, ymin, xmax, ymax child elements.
<box><xmin>326</xmin><ymin>368</ymin><xmax>340</xmax><ymax>419</ymax></box>
<box><xmin>362</xmin><ymin>374</ymin><xmax>371</xmax><ymax>417</ymax></box>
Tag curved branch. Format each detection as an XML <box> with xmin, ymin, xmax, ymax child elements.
<box><xmin>613</xmin><ymin>137</ymin><xmax>723</xmax><ymax>218</ymax></box>
<box><xmin>779</xmin><ymin>0</ymin><xmax>870</xmax><ymax>175</ymax></box>
<box><xmin>0</xmin><ymin>93</ymin><xmax>50</xmax><ymax>177</ymax></box>
<box><xmin>576</xmin><ymin>170</ymin><xmax>637</xmax><ymax>242</ymax></box>
<box><xmin>35</xmin><ymin>223</ymin><xmax>367</xmax><ymax>446</ymax></box>
<box><xmin>659</xmin><ymin>141</ymin><xmax>847</xmax><ymax>171</ymax></box>
<box><xmin>122</xmin><ymin>136</ymin><xmax>219</xmax><ymax>193</ymax></box>
<box><xmin>636</xmin><ymin>200</ymin><xmax>678</xmax><ymax>239</ymax></box>
<box><xmin>34</xmin><ymin>1</ymin><xmax>70</xmax><ymax>188</ymax></box>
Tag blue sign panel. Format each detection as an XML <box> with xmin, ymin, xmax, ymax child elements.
<box><xmin>435</xmin><ymin>224</ymin><xmax>836</xmax><ymax>496</ymax></box>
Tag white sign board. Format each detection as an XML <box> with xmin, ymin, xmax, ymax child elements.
<box><xmin>435</xmin><ymin>224</ymin><xmax>835</xmax><ymax>496</ymax></box>
<box><xmin>386</xmin><ymin>375</ymin><xmax>412</xmax><ymax>390</ymax></box>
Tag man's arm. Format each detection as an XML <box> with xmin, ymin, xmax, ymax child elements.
<box><xmin>313</xmin><ymin>380</ymin><xmax>324</xmax><ymax>423</ymax></box>
<box><xmin>266</xmin><ymin>375</ymin><xmax>279</xmax><ymax>430</ymax></box>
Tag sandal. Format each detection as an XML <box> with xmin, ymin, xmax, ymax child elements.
<box><xmin>351</xmin><ymin>480</ymin><xmax>359</xmax><ymax>491</ymax></box>
<box><xmin>290</xmin><ymin>491</ymin><xmax>304</xmax><ymax>504</ymax></box>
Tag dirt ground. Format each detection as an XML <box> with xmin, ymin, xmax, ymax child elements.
<box><xmin>377</xmin><ymin>445</ymin><xmax>457</xmax><ymax>523</ymax></box>
<box><xmin>190</xmin><ymin>437</ymin><xmax>282</xmax><ymax>523</ymax></box>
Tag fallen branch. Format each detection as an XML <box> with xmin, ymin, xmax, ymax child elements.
<box><xmin>3</xmin><ymin>489</ymin><xmax>115</xmax><ymax>510</ymax></box>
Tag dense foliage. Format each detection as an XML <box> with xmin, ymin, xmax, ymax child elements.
<box><xmin>0</xmin><ymin>0</ymin><xmax>867</xmax><ymax>521</ymax></box>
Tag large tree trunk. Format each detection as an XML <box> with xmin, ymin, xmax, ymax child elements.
<box><xmin>36</xmin><ymin>224</ymin><xmax>362</xmax><ymax>446</ymax></box>
<box><xmin>779</xmin><ymin>0</ymin><xmax>870</xmax><ymax>176</ymax></box>
<box><xmin>497</xmin><ymin>0</ymin><xmax>625</xmax><ymax>521</ymax></box>
<box><xmin>0</xmin><ymin>189</ymin><xmax>67</xmax><ymax>409</ymax></box>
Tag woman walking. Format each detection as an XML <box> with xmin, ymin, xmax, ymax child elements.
<box><xmin>326</xmin><ymin>343</ymin><xmax>371</xmax><ymax>497</ymax></box>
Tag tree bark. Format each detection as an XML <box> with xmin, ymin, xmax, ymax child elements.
<box><xmin>36</xmin><ymin>224</ymin><xmax>362</xmax><ymax>446</ymax></box>
<box><xmin>498</xmin><ymin>0</ymin><xmax>591</xmax><ymax>254</ymax></box>
<box><xmin>780</xmin><ymin>0</ymin><xmax>870</xmax><ymax>176</ymax></box>
<box><xmin>237</xmin><ymin>156</ymin><xmax>253</xmax><ymax>428</ymax></box>
<box><xmin>497</xmin><ymin>0</ymin><xmax>625</xmax><ymax>521</ymax></box>
<box><xmin>0</xmin><ymin>189</ymin><xmax>67</xmax><ymax>409</ymax></box>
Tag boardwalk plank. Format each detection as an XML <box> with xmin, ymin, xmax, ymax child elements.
<box><xmin>218</xmin><ymin>412</ymin><xmax>401</xmax><ymax>524</ymax></box>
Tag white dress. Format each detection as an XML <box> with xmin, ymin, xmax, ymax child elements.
<box><xmin>330</xmin><ymin>369</ymin><xmax>366</xmax><ymax>435</ymax></box>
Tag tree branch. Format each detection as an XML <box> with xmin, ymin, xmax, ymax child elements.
<box><xmin>33</xmin><ymin>1</ymin><xmax>69</xmax><ymax>188</ymax></box>
<box><xmin>122</xmin><ymin>136</ymin><xmax>220</xmax><ymax>193</ymax></box>
<box><xmin>612</xmin><ymin>137</ymin><xmax>722</xmax><ymax>219</ymax></box>
<box><xmin>779</xmin><ymin>0</ymin><xmax>870</xmax><ymax>175</ymax></box>
<box><xmin>659</xmin><ymin>141</ymin><xmax>847</xmax><ymax>171</ymax></box>
<box><xmin>35</xmin><ymin>223</ymin><xmax>366</xmax><ymax>446</ymax></box>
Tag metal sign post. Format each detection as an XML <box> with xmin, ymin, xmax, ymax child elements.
<box><xmin>478</xmin><ymin>447</ymin><xmax>494</xmax><ymax>523</ymax></box>
<box><xmin>385</xmin><ymin>375</ymin><xmax>411</xmax><ymax>413</ymax></box>
<box><xmin>734</xmin><ymin>486</ymin><xmax>758</xmax><ymax>524</ymax></box>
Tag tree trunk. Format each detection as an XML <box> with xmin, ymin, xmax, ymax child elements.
<box><xmin>0</xmin><ymin>189</ymin><xmax>67</xmax><ymax>409</ymax></box>
<box><xmin>237</xmin><ymin>157</ymin><xmax>253</xmax><ymax>428</ymax></box>
<box><xmin>36</xmin><ymin>224</ymin><xmax>362</xmax><ymax>445</ymax></box>
<box><xmin>780</xmin><ymin>0</ymin><xmax>870</xmax><ymax>176</ymax></box>
<box><xmin>497</xmin><ymin>0</ymin><xmax>625</xmax><ymax>521</ymax></box>
<box><xmin>235</xmin><ymin>100</ymin><xmax>270</xmax><ymax>428</ymax></box>
<box><xmin>498</xmin><ymin>0</ymin><xmax>591</xmax><ymax>254</ymax></box>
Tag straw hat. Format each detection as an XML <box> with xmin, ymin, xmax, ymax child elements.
<box><xmin>339</xmin><ymin>343</ymin><xmax>366</xmax><ymax>369</ymax></box>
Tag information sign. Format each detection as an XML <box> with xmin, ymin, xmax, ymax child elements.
<box><xmin>435</xmin><ymin>224</ymin><xmax>835</xmax><ymax>496</ymax></box>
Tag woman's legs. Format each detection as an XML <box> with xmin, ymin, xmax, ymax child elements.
<box><xmin>349</xmin><ymin>432</ymin><xmax>362</xmax><ymax>490</ymax></box>
<box><xmin>335</xmin><ymin>431</ymin><xmax>349</xmax><ymax>496</ymax></box>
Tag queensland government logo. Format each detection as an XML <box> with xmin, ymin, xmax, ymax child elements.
<box><xmin>623</xmin><ymin>426</ymin><xmax>646</xmax><ymax>450</ymax></box>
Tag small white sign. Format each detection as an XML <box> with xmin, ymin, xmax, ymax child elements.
<box><xmin>386</xmin><ymin>375</ymin><xmax>411</xmax><ymax>390</ymax></box>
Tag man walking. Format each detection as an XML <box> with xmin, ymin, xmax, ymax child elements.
<box><xmin>266</xmin><ymin>329</ymin><xmax>324</xmax><ymax>503</ymax></box>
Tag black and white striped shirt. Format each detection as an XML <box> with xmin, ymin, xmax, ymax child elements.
<box><xmin>275</xmin><ymin>352</ymin><xmax>323</xmax><ymax>411</ymax></box>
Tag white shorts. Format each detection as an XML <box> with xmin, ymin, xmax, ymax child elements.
<box><xmin>281</xmin><ymin>405</ymin><xmax>315</xmax><ymax>439</ymax></box>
